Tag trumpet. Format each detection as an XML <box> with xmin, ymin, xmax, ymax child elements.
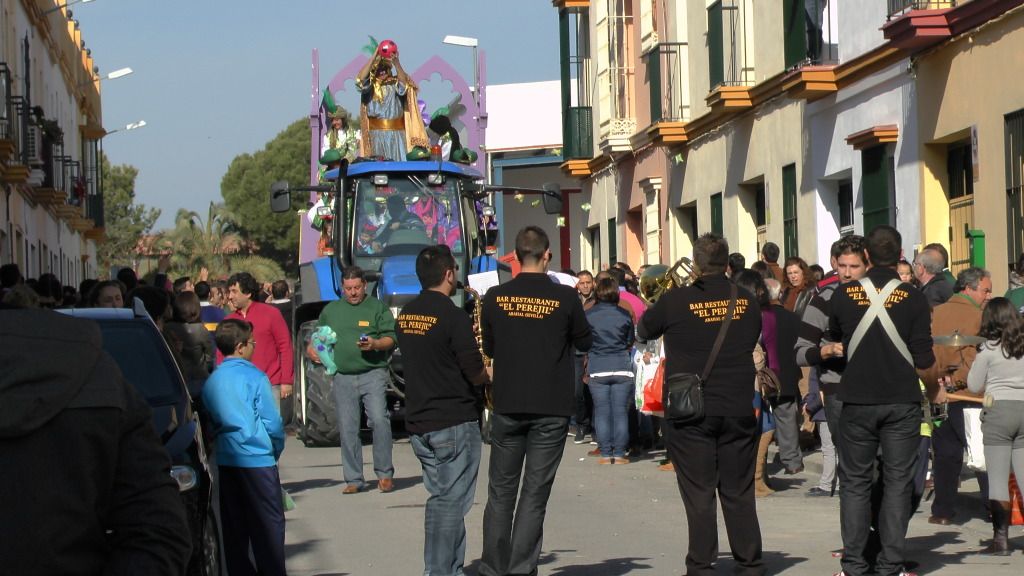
<box><xmin>463</xmin><ymin>285</ymin><xmax>494</xmax><ymax>410</ymax></box>
<box><xmin>638</xmin><ymin>256</ymin><xmax>699</xmax><ymax>305</ymax></box>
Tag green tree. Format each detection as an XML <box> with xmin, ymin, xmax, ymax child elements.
<box><xmin>220</xmin><ymin>118</ymin><xmax>312</xmax><ymax>275</ymax></box>
<box><xmin>98</xmin><ymin>154</ymin><xmax>161</xmax><ymax>276</ymax></box>
<box><xmin>158</xmin><ymin>202</ymin><xmax>243</xmax><ymax>280</ymax></box>
<box><xmin>229</xmin><ymin>255</ymin><xmax>285</xmax><ymax>285</ymax></box>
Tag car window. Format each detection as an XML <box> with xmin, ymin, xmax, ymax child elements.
<box><xmin>98</xmin><ymin>320</ymin><xmax>183</xmax><ymax>406</ymax></box>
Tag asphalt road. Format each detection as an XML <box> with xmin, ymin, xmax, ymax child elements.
<box><xmin>278</xmin><ymin>433</ymin><xmax>1023</xmax><ymax>575</ymax></box>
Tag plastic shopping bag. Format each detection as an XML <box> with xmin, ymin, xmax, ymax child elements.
<box><xmin>963</xmin><ymin>407</ymin><xmax>986</xmax><ymax>472</ymax></box>
<box><xmin>1011</xmin><ymin>474</ymin><xmax>1024</xmax><ymax>526</ymax></box>
<box><xmin>641</xmin><ymin>361</ymin><xmax>665</xmax><ymax>416</ymax></box>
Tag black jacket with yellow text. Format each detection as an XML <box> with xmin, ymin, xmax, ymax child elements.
<box><xmin>481</xmin><ymin>272</ymin><xmax>592</xmax><ymax>416</ymax></box>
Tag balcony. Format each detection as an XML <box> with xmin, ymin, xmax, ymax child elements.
<box><xmin>883</xmin><ymin>1</ymin><xmax>955</xmax><ymax>50</ymax></box>
<box><xmin>563</xmin><ymin>106</ymin><xmax>593</xmax><ymax>160</ymax></box>
<box><xmin>782</xmin><ymin>65</ymin><xmax>838</xmax><ymax>101</ymax></box>
<box><xmin>86</xmin><ymin>193</ymin><xmax>105</xmax><ymax>228</ymax></box>
<box><xmin>705</xmin><ymin>85</ymin><xmax>754</xmax><ymax>117</ymax></box>
<box><xmin>887</xmin><ymin>0</ymin><xmax>956</xmax><ymax>20</ymax></box>
<box><xmin>784</xmin><ymin>0</ymin><xmax>840</xmax><ymax>68</ymax></box>
<box><xmin>636</xmin><ymin>42</ymin><xmax>690</xmax><ymax>148</ymax></box>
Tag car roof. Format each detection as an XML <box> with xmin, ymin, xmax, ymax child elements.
<box><xmin>55</xmin><ymin>298</ymin><xmax>153</xmax><ymax>321</ymax></box>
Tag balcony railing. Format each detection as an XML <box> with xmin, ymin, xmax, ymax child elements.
<box><xmin>785</xmin><ymin>0</ymin><xmax>840</xmax><ymax>68</ymax></box>
<box><xmin>709</xmin><ymin>0</ymin><xmax>756</xmax><ymax>90</ymax></box>
<box><xmin>888</xmin><ymin>0</ymin><xmax>956</xmax><ymax>19</ymax></box>
<box><xmin>563</xmin><ymin>105</ymin><xmax>593</xmax><ymax>160</ymax></box>
<box><xmin>0</xmin><ymin>63</ymin><xmax>15</xmax><ymax>144</ymax></box>
<box><xmin>645</xmin><ymin>42</ymin><xmax>690</xmax><ymax>123</ymax></box>
<box><xmin>86</xmin><ymin>193</ymin><xmax>105</xmax><ymax>228</ymax></box>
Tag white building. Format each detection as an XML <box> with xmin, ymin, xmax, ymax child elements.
<box><xmin>1</xmin><ymin>0</ymin><xmax>105</xmax><ymax>287</ymax></box>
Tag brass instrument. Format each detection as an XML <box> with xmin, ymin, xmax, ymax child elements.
<box><xmin>639</xmin><ymin>256</ymin><xmax>699</xmax><ymax>305</ymax></box>
<box><xmin>463</xmin><ymin>285</ymin><xmax>494</xmax><ymax>410</ymax></box>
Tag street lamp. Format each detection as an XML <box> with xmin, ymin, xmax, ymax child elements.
<box><xmin>45</xmin><ymin>0</ymin><xmax>95</xmax><ymax>15</ymax></box>
<box><xmin>442</xmin><ymin>35</ymin><xmax>480</xmax><ymax>107</ymax></box>
<box><xmin>78</xmin><ymin>66</ymin><xmax>132</xmax><ymax>87</ymax></box>
<box><xmin>104</xmin><ymin>120</ymin><xmax>146</xmax><ymax>136</ymax></box>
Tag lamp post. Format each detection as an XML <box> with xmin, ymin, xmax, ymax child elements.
<box><xmin>442</xmin><ymin>35</ymin><xmax>479</xmax><ymax>109</ymax></box>
<box><xmin>104</xmin><ymin>120</ymin><xmax>146</xmax><ymax>136</ymax></box>
<box><xmin>45</xmin><ymin>0</ymin><xmax>95</xmax><ymax>15</ymax></box>
<box><xmin>441</xmin><ymin>34</ymin><xmax>486</xmax><ymax>163</ymax></box>
<box><xmin>79</xmin><ymin>66</ymin><xmax>132</xmax><ymax>88</ymax></box>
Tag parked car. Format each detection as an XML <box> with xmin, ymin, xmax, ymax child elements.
<box><xmin>58</xmin><ymin>303</ymin><xmax>220</xmax><ymax>576</ymax></box>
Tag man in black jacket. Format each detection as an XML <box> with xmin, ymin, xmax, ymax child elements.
<box><xmin>396</xmin><ymin>245</ymin><xmax>490</xmax><ymax>576</ymax></box>
<box><xmin>639</xmin><ymin>233</ymin><xmax>764</xmax><ymax>576</ymax></box>
<box><xmin>828</xmin><ymin>225</ymin><xmax>936</xmax><ymax>576</ymax></box>
<box><xmin>479</xmin><ymin>226</ymin><xmax>592</xmax><ymax>576</ymax></box>
<box><xmin>0</xmin><ymin>306</ymin><xmax>192</xmax><ymax>575</ymax></box>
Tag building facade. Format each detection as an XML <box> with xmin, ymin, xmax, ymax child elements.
<box><xmin>1</xmin><ymin>0</ymin><xmax>106</xmax><ymax>286</ymax></box>
<box><xmin>555</xmin><ymin>0</ymin><xmax>1024</xmax><ymax>289</ymax></box>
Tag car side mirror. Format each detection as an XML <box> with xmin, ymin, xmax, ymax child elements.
<box><xmin>270</xmin><ymin>181</ymin><xmax>292</xmax><ymax>213</ymax></box>
<box><xmin>541</xmin><ymin>183</ymin><xmax>562</xmax><ymax>215</ymax></box>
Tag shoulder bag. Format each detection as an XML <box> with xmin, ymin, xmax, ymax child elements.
<box><xmin>665</xmin><ymin>284</ymin><xmax>739</xmax><ymax>424</ymax></box>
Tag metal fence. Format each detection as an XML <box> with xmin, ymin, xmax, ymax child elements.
<box><xmin>646</xmin><ymin>42</ymin><xmax>690</xmax><ymax>123</ymax></box>
<box><xmin>888</xmin><ymin>0</ymin><xmax>957</xmax><ymax>19</ymax></box>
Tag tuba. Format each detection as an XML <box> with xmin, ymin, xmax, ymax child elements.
<box><xmin>639</xmin><ymin>256</ymin><xmax>699</xmax><ymax>305</ymax></box>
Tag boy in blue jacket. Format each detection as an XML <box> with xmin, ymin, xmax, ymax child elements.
<box><xmin>204</xmin><ymin>319</ymin><xmax>286</xmax><ymax>576</ymax></box>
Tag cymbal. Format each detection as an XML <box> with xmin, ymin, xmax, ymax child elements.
<box><xmin>933</xmin><ymin>333</ymin><xmax>986</xmax><ymax>347</ymax></box>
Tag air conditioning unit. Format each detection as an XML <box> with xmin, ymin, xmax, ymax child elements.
<box><xmin>25</xmin><ymin>124</ymin><xmax>43</xmax><ymax>166</ymax></box>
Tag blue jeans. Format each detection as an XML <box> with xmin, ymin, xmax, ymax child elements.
<box><xmin>333</xmin><ymin>368</ymin><xmax>393</xmax><ymax>487</ymax></box>
<box><xmin>480</xmin><ymin>413</ymin><xmax>569</xmax><ymax>576</ymax></box>
<box><xmin>410</xmin><ymin>421</ymin><xmax>482</xmax><ymax>576</ymax></box>
<box><xmin>588</xmin><ymin>376</ymin><xmax>633</xmax><ymax>457</ymax></box>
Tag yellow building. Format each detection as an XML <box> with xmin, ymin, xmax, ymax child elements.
<box><xmin>912</xmin><ymin>1</ymin><xmax>1024</xmax><ymax>289</ymax></box>
<box><xmin>1</xmin><ymin>0</ymin><xmax>106</xmax><ymax>285</ymax></box>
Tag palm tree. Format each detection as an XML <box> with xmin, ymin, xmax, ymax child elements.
<box><xmin>162</xmin><ymin>202</ymin><xmax>243</xmax><ymax>279</ymax></box>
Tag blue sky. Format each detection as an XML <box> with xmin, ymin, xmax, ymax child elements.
<box><xmin>75</xmin><ymin>1</ymin><xmax>560</xmax><ymax>229</ymax></box>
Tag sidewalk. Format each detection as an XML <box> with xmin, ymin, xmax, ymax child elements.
<box><xmin>279</xmin><ymin>435</ymin><xmax>1023</xmax><ymax>575</ymax></box>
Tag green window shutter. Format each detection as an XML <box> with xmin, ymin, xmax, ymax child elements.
<box><xmin>783</xmin><ymin>0</ymin><xmax>808</xmax><ymax>69</ymax></box>
<box><xmin>1007</xmin><ymin>110</ymin><xmax>1024</xmax><ymax>267</ymax></box>
<box><xmin>565</xmin><ymin>107</ymin><xmax>593</xmax><ymax>160</ymax></box>
<box><xmin>711</xmin><ymin>193</ymin><xmax>723</xmax><ymax>236</ymax></box>
<box><xmin>862</xmin><ymin>145</ymin><xmax>892</xmax><ymax>232</ymax></box>
<box><xmin>783</xmin><ymin>164</ymin><xmax>798</xmax><ymax>258</ymax></box>
<box><xmin>648</xmin><ymin>49</ymin><xmax>663</xmax><ymax>123</ymax></box>
<box><xmin>608</xmin><ymin>217</ymin><xmax>617</xmax><ymax>266</ymax></box>
<box><xmin>708</xmin><ymin>2</ymin><xmax>724</xmax><ymax>90</ymax></box>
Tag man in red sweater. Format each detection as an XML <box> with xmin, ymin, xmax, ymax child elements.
<box><xmin>221</xmin><ymin>272</ymin><xmax>294</xmax><ymax>410</ymax></box>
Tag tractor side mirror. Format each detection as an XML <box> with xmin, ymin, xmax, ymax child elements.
<box><xmin>270</xmin><ymin>181</ymin><xmax>292</xmax><ymax>213</ymax></box>
<box><xmin>541</xmin><ymin>183</ymin><xmax>562</xmax><ymax>215</ymax></box>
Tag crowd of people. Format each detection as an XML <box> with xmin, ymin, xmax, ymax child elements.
<box><xmin>372</xmin><ymin>226</ymin><xmax>1024</xmax><ymax>576</ymax></box>
<box><xmin>5</xmin><ymin>223</ymin><xmax>1024</xmax><ymax>576</ymax></box>
<box><xmin>0</xmin><ymin>262</ymin><xmax>297</xmax><ymax>576</ymax></box>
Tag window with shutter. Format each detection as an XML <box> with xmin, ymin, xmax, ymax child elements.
<box><xmin>783</xmin><ymin>164</ymin><xmax>798</xmax><ymax>257</ymax></box>
<box><xmin>862</xmin><ymin>145</ymin><xmax>894</xmax><ymax>232</ymax></box>
<box><xmin>711</xmin><ymin>193</ymin><xmax>723</xmax><ymax>237</ymax></box>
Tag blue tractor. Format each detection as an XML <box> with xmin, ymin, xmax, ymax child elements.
<box><xmin>271</xmin><ymin>159</ymin><xmax>561</xmax><ymax>446</ymax></box>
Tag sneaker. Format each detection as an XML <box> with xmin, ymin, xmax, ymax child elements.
<box><xmin>597</xmin><ymin>457</ymin><xmax>613</xmax><ymax>465</ymax></box>
<box><xmin>573</xmin><ymin>426</ymin><xmax>586</xmax><ymax>444</ymax></box>
<box><xmin>614</xmin><ymin>456</ymin><xmax>630</xmax><ymax>464</ymax></box>
<box><xmin>806</xmin><ymin>487</ymin><xmax>832</xmax><ymax>497</ymax></box>
<box><xmin>588</xmin><ymin>448</ymin><xmax>601</xmax><ymax>457</ymax></box>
